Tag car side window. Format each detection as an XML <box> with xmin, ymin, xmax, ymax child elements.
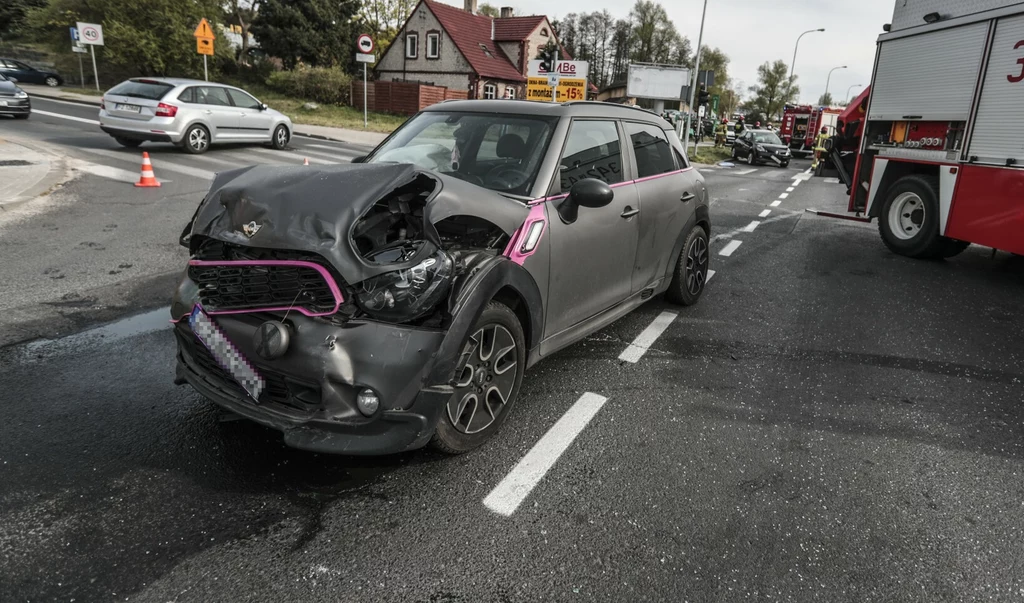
<box><xmin>558</xmin><ymin>120</ymin><xmax>624</xmax><ymax>191</ymax></box>
<box><xmin>196</xmin><ymin>86</ymin><xmax>231</xmax><ymax>106</ymax></box>
<box><xmin>227</xmin><ymin>89</ymin><xmax>262</xmax><ymax>110</ymax></box>
<box><xmin>625</xmin><ymin>122</ymin><xmax>677</xmax><ymax>179</ymax></box>
<box><xmin>178</xmin><ymin>87</ymin><xmax>195</xmax><ymax>103</ymax></box>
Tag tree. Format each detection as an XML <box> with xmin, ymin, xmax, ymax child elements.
<box><xmin>478</xmin><ymin>3</ymin><xmax>499</xmax><ymax>17</ymax></box>
<box><xmin>223</xmin><ymin>0</ymin><xmax>262</xmax><ymax>65</ymax></box>
<box><xmin>747</xmin><ymin>60</ymin><xmax>798</xmax><ymax>121</ymax></box>
<box><xmin>818</xmin><ymin>92</ymin><xmax>833</xmax><ymax>106</ymax></box>
<box><xmin>0</xmin><ymin>0</ymin><xmax>47</xmax><ymax>40</ymax></box>
<box><xmin>252</xmin><ymin>0</ymin><xmax>359</xmax><ymax>70</ymax></box>
<box><xmin>628</xmin><ymin>1</ymin><xmax>686</xmax><ymax>65</ymax></box>
<box><xmin>358</xmin><ymin>0</ymin><xmax>413</xmax><ymax>60</ymax></box>
<box><xmin>28</xmin><ymin>0</ymin><xmax>230</xmax><ymax>78</ymax></box>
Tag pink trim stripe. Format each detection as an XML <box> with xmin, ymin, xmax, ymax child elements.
<box><xmin>187</xmin><ymin>259</ymin><xmax>344</xmax><ymax>317</ymax></box>
<box><xmin>529</xmin><ymin>167</ymin><xmax>693</xmax><ymax>205</ymax></box>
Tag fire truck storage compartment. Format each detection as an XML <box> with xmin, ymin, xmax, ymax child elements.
<box><xmin>966</xmin><ymin>14</ymin><xmax>1024</xmax><ymax>166</ymax></box>
<box><xmin>869</xmin><ymin>22</ymin><xmax>989</xmax><ymax>121</ymax></box>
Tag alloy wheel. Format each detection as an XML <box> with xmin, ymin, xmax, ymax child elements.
<box><xmin>189</xmin><ymin>128</ymin><xmax>208</xmax><ymax>152</ymax></box>
<box><xmin>45</xmin><ymin>76</ymin><xmax>59</xmax><ymax>87</ymax></box>
<box><xmin>446</xmin><ymin>324</ymin><xmax>518</xmax><ymax>434</ymax></box>
<box><xmin>275</xmin><ymin>126</ymin><xmax>288</xmax><ymax>148</ymax></box>
<box><xmin>685</xmin><ymin>234</ymin><xmax>708</xmax><ymax>295</ymax></box>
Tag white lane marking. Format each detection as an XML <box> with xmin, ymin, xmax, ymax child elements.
<box><xmin>247</xmin><ymin>147</ymin><xmax>339</xmax><ymax>164</ymax></box>
<box><xmin>483</xmin><ymin>392</ymin><xmax>609</xmax><ymax>517</ymax></box>
<box><xmin>786</xmin><ymin>187</ymin><xmax>795</xmax><ymax>192</ymax></box>
<box><xmin>779</xmin><ymin>192</ymin><xmax>789</xmax><ymax>199</ymax></box>
<box><xmin>770</xmin><ymin>200</ymin><xmax>782</xmax><ymax>207</ymax></box>
<box><xmin>29</xmin><ymin>95</ymin><xmax>101</xmax><ymax>109</ymax></box>
<box><xmin>306</xmin><ymin>143</ymin><xmax>367</xmax><ymax>155</ymax></box>
<box><xmin>824</xmin><ymin>177</ymin><xmax>840</xmax><ymax>184</ymax></box>
<box><xmin>706</xmin><ymin>269</ymin><xmax>716</xmax><ymax>282</ymax></box>
<box><xmin>296</xmin><ymin>148</ymin><xmax>356</xmax><ymax>163</ymax></box>
<box><xmin>742</xmin><ymin>220</ymin><xmax>760</xmax><ymax>232</ymax></box>
<box><xmin>74</xmin><ymin>161</ymin><xmax>165</xmax><ymax>183</ymax></box>
<box><xmin>758</xmin><ymin>209</ymin><xmax>771</xmax><ymax>218</ymax></box>
<box><xmin>719</xmin><ymin>239</ymin><xmax>742</xmax><ymax>256</ymax></box>
<box><xmin>791</xmin><ymin>179</ymin><xmax>802</xmax><ymax>186</ymax></box>
<box><xmin>734</xmin><ymin>168</ymin><xmax>757</xmax><ymax>175</ymax></box>
<box><xmin>805</xmin><ymin>167</ymin><xmax>813</xmax><ymax>173</ymax></box>
<box><xmin>618</xmin><ymin>311</ymin><xmax>678</xmax><ymax>363</ymax></box>
<box><xmin>78</xmin><ymin>147</ymin><xmax>216</xmax><ymax>180</ymax></box>
<box><xmin>31</xmin><ymin>109</ymin><xmax>100</xmax><ymax>125</ymax></box>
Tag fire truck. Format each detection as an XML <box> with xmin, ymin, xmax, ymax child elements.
<box><xmin>779</xmin><ymin>105</ymin><xmax>843</xmax><ymax>157</ymax></box>
<box><xmin>816</xmin><ymin>0</ymin><xmax>1024</xmax><ymax>259</ymax></box>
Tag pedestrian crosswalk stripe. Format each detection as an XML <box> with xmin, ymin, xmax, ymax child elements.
<box><xmin>78</xmin><ymin>147</ymin><xmax>216</xmax><ymax>180</ymax></box>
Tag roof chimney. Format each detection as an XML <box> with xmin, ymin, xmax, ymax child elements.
<box><xmin>464</xmin><ymin>0</ymin><xmax>477</xmax><ymax>14</ymax></box>
<box><xmin>500</xmin><ymin>6</ymin><xmax>513</xmax><ymax>18</ymax></box>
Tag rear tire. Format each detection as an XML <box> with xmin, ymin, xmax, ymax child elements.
<box><xmin>665</xmin><ymin>225</ymin><xmax>710</xmax><ymax>306</ymax></box>
<box><xmin>114</xmin><ymin>137</ymin><xmax>142</xmax><ymax>148</ymax></box>
<box><xmin>431</xmin><ymin>302</ymin><xmax>525</xmax><ymax>454</ymax></box>
<box><xmin>878</xmin><ymin>174</ymin><xmax>944</xmax><ymax>258</ymax></box>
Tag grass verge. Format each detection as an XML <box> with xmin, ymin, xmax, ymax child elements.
<box><xmin>236</xmin><ymin>83</ymin><xmax>406</xmax><ymax>133</ymax></box>
<box><xmin>691</xmin><ymin>146</ymin><xmax>733</xmax><ymax>165</ymax></box>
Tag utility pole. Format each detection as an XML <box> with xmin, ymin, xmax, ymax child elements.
<box><xmin>683</xmin><ymin>0</ymin><xmax>708</xmax><ymax>155</ymax></box>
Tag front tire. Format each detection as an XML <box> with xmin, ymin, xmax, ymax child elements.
<box><xmin>878</xmin><ymin>175</ymin><xmax>944</xmax><ymax>258</ymax></box>
<box><xmin>44</xmin><ymin>76</ymin><xmax>60</xmax><ymax>87</ymax></box>
<box><xmin>182</xmin><ymin>124</ymin><xmax>210</xmax><ymax>154</ymax></box>
<box><xmin>431</xmin><ymin>302</ymin><xmax>525</xmax><ymax>454</ymax></box>
<box><xmin>114</xmin><ymin>137</ymin><xmax>142</xmax><ymax>148</ymax></box>
<box><xmin>270</xmin><ymin>124</ymin><xmax>289</xmax><ymax>150</ymax></box>
<box><xmin>666</xmin><ymin>225</ymin><xmax>710</xmax><ymax>306</ymax></box>
<box><xmin>747</xmin><ymin>150</ymin><xmax>756</xmax><ymax>166</ymax></box>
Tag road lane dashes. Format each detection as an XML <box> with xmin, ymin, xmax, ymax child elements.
<box><xmin>719</xmin><ymin>239</ymin><xmax>742</xmax><ymax>256</ymax></box>
<box><xmin>483</xmin><ymin>392</ymin><xmax>609</xmax><ymax>517</ymax></box>
<box><xmin>618</xmin><ymin>311</ymin><xmax>678</xmax><ymax>363</ymax></box>
<box><xmin>78</xmin><ymin>147</ymin><xmax>217</xmax><ymax>180</ymax></box>
<box><xmin>734</xmin><ymin>168</ymin><xmax>757</xmax><ymax>176</ymax></box>
<box><xmin>741</xmin><ymin>220</ymin><xmax>760</xmax><ymax>232</ymax></box>
<box><xmin>759</xmin><ymin>209</ymin><xmax>771</xmax><ymax>217</ymax></box>
<box><xmin>31</xmin><ymin>109</ymin><xmax>100</xmax><ymax>125</ymax></box>
<box><xmin>770</xmin><ymin>200</ymin><xmax>782</xmax><ymax>207</ymax></box>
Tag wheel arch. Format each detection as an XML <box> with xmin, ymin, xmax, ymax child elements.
<box><xmin>661</xmin><ymin>204</ymin><xmax>708</xmax><ymax>285</ymax></box>
<box><xmin>867</xmin><ymin>159</ymin><xmax>939</xmax><ymax>219</ymax></box>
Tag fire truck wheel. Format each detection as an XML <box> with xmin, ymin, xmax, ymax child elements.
<box><xmin>878</xmin><ymin>175</ymin><xmax>944</xmax><ymax>259</ymax></box>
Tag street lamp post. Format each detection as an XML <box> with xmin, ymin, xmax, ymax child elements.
<box><xmin>845</xmin><ymin>84</ymin><xmax>862</xmax><ymax>104</ymax></box>
<box><xmin>789</xmin><ymin>28</ymin><xmax>825</xmax><ymax>85</ymax></box>
<box><xmin>824</xmin><ymin>65</ymin><xmax>847</xmax><ymax>105</ymax></box>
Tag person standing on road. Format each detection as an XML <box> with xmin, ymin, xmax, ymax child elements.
<box><xmin>715</xmin><ymin>119</ymin><xmax>727</xmax><ymax>147</ymax></box>
<box><xmin>812</xmin><ymin>126</ymin><xmax>830</xmax><ymax>172</ymax></box>
<box><xmin>734</xmin><ymin>118</ymin><xmax>744</xmax><ymax>138</ymax></box>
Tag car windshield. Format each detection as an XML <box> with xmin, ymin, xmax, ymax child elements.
<box><xmin>107</xmin><ymin>79</ymin><xmax>174</xmax><ymax>100</ymax></box>
<box><xmin>366</xmin><ymin>111</ymin><xmax>558</xmax><ymax>197</ymax></box>
<box><xmin>753</xmin><ymin>131</ymin><xmax>783</xmax><ymax>144</ymax></box>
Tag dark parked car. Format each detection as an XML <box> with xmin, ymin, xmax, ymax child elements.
<box><xmin>731</xmin><ymin>129</ymin><xmax>792</xmax><ymax>167</ymax></box>
<box><xmin>0</xmin><ymin>59</ymin><xmax>63</xmax><ymax>87</ymax></box>
<box><xmin>0</xmin><ymin>72</ymin><xmax>30</xmax><ymax>119</ymax></box>
<box><xmin>171</xmin><ymin>100</ymin><xmax>712</xmax><ymax>455</ymax></box>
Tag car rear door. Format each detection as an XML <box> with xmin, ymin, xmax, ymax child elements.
<box><xmin>623</xmin><ymin>121</ymin><xmax>698</xmax><ymax>293</ymax></box>
<box><xmin>226</xmin><ymin>88</ymin><xmax>274</xmax><ymax>140</ymax></box>
<box><xmin>543</xmin><ymin>119</ymin><xmax>640</xmax><ymax>338</ymax></box>
<box><xmin>191</xmin><ymin>85</ymin><xmax>241</xmax><ymax>141</ymax></box>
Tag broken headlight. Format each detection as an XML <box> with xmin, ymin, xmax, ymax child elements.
<box><xmin>356</xmin><ymin>244</ymin><xmax>454</xmax><ymax>322</ymax></box>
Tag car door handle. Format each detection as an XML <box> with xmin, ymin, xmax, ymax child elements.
<box><xmin>203</xmin><ymin>110</ymin><xmax>213</xmax><ymax>115</ymax></box>
<box><xmin>680</xmin><ymin>192</ymin><xmax>695</xmax><ymax>202</ymax></box>
<box><xmin>620</xmin><ymin>207</ymin><xmax>639</xmax><ymax>219</ymax></box>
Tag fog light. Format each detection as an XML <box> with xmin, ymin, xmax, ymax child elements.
<box><xmin>357</xmin><ymin>388</ymin><xmax>380</xmax><ymax>416</ymax></box>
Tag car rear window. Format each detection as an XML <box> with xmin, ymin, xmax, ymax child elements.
<box><xmin>107</xmin><ymin>80</ymin><xmax>174</xmax><ymax>100</ymax></box>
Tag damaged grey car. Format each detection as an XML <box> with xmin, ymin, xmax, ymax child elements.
<box><xmin>172</xmin><ymin>100</ymin><xmax>711</xmax><ymax>455</ymax></box>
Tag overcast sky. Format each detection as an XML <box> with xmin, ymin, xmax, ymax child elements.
<box><xmin>488</xmin><ymin>0</ymin><xmax>898</xmax><ymax>104</ymax></box>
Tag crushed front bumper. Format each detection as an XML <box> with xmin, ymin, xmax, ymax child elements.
<box><xmin>172</xmin><ymin>304</ymin><xmax>450</xmax><ymax>455</ymax></box>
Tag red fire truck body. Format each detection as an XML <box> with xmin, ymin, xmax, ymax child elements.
<box><xmin>820</xmin><ymin>0</ymin><xmax>1024</xmax><ymax>258</ymax></box>
<box><xmin>780</xmin><ymin>105</ymin><xmax>842</xmax><ymax>156</ymax></box>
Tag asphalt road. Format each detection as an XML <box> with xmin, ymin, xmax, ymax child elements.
<box><xmin>2</xmin><ymin>100</ymin><xmax>1024</xmax><ymax>602</ymax></box>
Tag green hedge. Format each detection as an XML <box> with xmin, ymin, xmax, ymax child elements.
<box><xmin>266</xmin><ymin>67</ymin><xmax>352</xmax><ymax>105</ymax></box>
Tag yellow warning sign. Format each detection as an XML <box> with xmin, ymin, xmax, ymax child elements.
<box><xmin>193</xmin><ymin>18</ymin><xmax>215</xmax><ymax>40</ymax></box>
<box><xmin>197</xmin><ymin>38</ymin><xmax>214</xmax><ymax>56</ymax></box>
<box><xmin>526</xmin><ymin>77</ymin><xmax>587</xmax><ymax>102</ymax></box>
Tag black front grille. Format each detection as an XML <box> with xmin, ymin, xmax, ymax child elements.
<box><xmin>189</xmin><ymin>263</ymin><xmax>337</xmax><ymax>314</ymax></box>
<box><xmin>175</xmin><ymin>324</ymin><xmax>320</xmax><ymax>413</ymax></box>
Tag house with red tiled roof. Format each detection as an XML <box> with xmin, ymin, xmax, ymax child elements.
<box><xmin>375</xmin><ymin>0</ymin><xmax>569</xmax><ymax>100</ymax></box>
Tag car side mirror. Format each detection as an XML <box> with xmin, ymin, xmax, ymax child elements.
<box><xmin>259</xmin><ymin>103</ymin><xmax>268</xmax><ymax>111</ymax></box>
<box><xmin>557</xmin><ymin>178</ymin><xmax>614</xmax><ymax>223</ymax></box>
<box><xmin>351</xmin><ymin>155</ymin><xmax>367</xmax><ymax>164</ymax></box>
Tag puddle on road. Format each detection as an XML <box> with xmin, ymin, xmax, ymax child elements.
<box><xmin>23</xmin><ymin>306</ymin><xmax>171</xmax><ymax>356</ymax></box>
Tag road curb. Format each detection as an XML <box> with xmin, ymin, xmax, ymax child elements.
<box><xmin>0</xmin><ymin>136</ymin><xmax>73</xmax><ymax>213</ymax></box>
<box><xmin>27</xmin><ymin>89</ymin><xmax>101</xmax><ymax>106</ymax></box>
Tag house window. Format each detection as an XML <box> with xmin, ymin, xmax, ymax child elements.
<box><xmin>483</xmin><ymin>83</ymin><xmax>497</xmax><ymax>99</ymax></box>
<box><xmin>540</xmin><ymin>28</ymin><xmax>549</xmax><ymax>37</ymax></box>
<box><xmin>426</xmin><ymin>32</ymin><xmax>440</xmax><ymax>59</ymax></box>
<box><xmin>406</xmin><ymin>33</ymin><xmax>418</xmax><ymax>59</ymax></box>
<box><xmin>504</xmin><ymin>87</ymin><xmax>516</xmax><ymax>99</ymax></box>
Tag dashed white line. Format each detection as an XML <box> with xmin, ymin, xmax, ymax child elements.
<box><xmin>78</xmin><ymin>147</ymin><xmax>217</xmax><ymax>180</ymax></box>
<box><xmin>786</xmin><ymin>187</ymin><xmax>795</xmax><ymax>192</ymax></box>
<box><xmin>618</xmin><ymin>311</ymin><xmax>678</xmax><ymax>363</ymax></box>
<box><xmin>791</xmin><ymin>179</ymin><xmax>802</xmax><ymax>186</ymax></box>
<box><xmin>734</xmin><ymin>168</ymin><xmax>757</xmax><ymax>175</ymax></box>
<box><xmin>706</xmin><ymin>269</ymin><xmax>716</xmax><ymax>282</ymax></box>
<box><xmin>779</xmin><ymin>192</ymin><xmax>789</xmax><ymax>199</ymax></box>
<box><xmin>31</xmin><ymin>109</ymin><xmax>99</xmax><ymax>125</ymax></box>
<box><xmin>770</xmin><ymin>200</ymin><xmax>782</xmax><ymax>207</ymax></box>
<box><xmin>758</xmin><ymin>209</ymin><xmax>771</xmax><ymax>218</ymax></box>
<box><xmin>483</xmin><ymin>392</ymin><xmax>609</xmax><ymax>517</ymax></box>
<box><xmin>719</xmin><ymin>239</ymin><xmax>742</xmax><ymax>256</ymax></box>
<box><xmin>742</xmin><ymin>220</ymin><xmax>760</xmax><ymax>232</ymax></box>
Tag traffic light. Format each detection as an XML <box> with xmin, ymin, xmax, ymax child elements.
<box><xmin>698</xmin><ymin>85</ymin><xmax>710</xmax><ymax>107</ymax></box>
<box><xmin>539</xmin><ymin>48</ymin><xmax>555</xmax><ymax>73</ymax></box>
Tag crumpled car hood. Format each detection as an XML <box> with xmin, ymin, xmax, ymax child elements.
<box><xmin>187</xmin><ymin>163</ymin><xmax>529</xmax><ymax>283</ymax></box>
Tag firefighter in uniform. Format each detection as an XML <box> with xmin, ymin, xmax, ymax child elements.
<box><xmin>715</xmin><ymin>118</ymin><xmax>728</xmax><ymax>147</ymax></box>
<box><xmin>812</xmin><ymin>126</ymin><xmax>829</xmax><ymax>172</ymax></box>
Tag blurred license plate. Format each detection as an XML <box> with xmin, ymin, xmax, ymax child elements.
<box><xmin>115</xmin><ymin>103</ymin><xmax>141</xmax><ymax>113</ymax></box>
<box><xmin>0</xmin><ymin>101</ymin><xmax>7</xmax><ymax>106</ymax></box>
<box><xmin>189</xmin><ymin>306</ymin><xmax>264</xmax><ymax>401</ymax></box>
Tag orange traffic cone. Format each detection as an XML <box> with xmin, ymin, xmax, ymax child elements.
<box><xmin>134</xmin><ymin>152</ymin><xmax>161</xmax><ymax>187</ymax></box>
<box><xmin>303</xmin><ymin>157</ymin><xmax>309</xmax><ymax>165</ymax></box>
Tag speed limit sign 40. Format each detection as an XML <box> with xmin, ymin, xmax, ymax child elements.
<box><xmin>356</xmin><ymin>34</ymin><xmax>374</xmax><ymax>54</ymax></box>
<box><xmin>76</xmin><ymin>22</ymin><xmax>104</xmax><ymax>45</ymax></box>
